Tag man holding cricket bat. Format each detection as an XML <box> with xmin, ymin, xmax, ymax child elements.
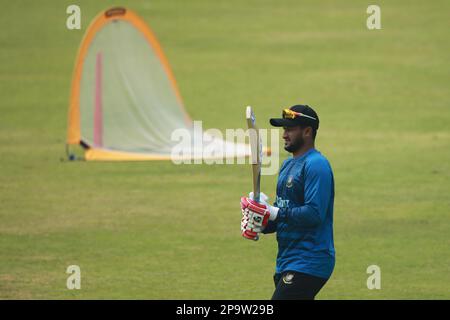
<box><xmin>240</xmin><ymin>105</ymin><xmax>335</xmax><ymax>300</ymax></box>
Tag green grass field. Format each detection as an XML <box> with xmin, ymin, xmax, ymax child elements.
<box><xmin>1</xmin><ymin>0</ymin><xmax>449</xmax><ymax>299</ymax></box>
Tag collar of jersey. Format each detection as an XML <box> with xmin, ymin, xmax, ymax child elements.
<box><xmin>292</xmin><ymin>148</ymin><xmax>316</xmax><ymax>161</ymax></box>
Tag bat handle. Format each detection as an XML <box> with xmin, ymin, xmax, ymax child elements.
<box><xmin>253</xmin><ymin>189</ymin><xmax>260</xmax><ymax>203</ymax></box>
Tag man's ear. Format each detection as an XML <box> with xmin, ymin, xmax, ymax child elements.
<box><xmin>304</xmin><ymin>126</ymin><xmax>312</xmax><ymax>138</ymax></box>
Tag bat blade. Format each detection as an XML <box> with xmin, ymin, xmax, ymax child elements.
<box><xmin>246</xmin><ymin>106</ymin><xmax>262</xmax><ymax>203</ymax></box>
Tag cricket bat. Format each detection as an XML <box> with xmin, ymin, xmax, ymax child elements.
<box><xmin>246</xmin><ymin>106</ymin><xmax>262</xmax><ymax>202</ymax></box>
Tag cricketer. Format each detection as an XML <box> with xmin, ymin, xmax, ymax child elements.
<box><xmin>241</xmin><ymin>104</ymin><xmax>335</xmax><ymax>300</ymax></box>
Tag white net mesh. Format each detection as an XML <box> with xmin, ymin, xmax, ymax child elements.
<box><xmin>80</xmin><ymin>19</ymin><xmax>187</xmax><ymax>153</ymax></box>
<box><xmin>79</xmin><ymin>18</ymin><xmax>250</xmax><ymax>160</ymax></box>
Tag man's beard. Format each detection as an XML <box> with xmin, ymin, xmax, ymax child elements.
<box><xmin>284</xmin><ymin>135</ymin><xmax>304</xmax><ymax>153</ymax></box>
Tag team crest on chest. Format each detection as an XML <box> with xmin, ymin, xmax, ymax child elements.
<box><xmin>286</xmin><ymin>175</ymin><xmax>294</xmax><ymax>188</ymax></box>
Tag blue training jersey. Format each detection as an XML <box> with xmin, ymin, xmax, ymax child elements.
<box><xmin>262</xmin><ymin>148</ymin><xmax>335</xmax><ymax>279</ymax></box>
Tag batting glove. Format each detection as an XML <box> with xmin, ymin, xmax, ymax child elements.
<box><xmin>249</xmin><ymin>192</ymin><xmax>279</xmax><ymax>221</ymax></box>
<box><xmin>240</xmin><ymin>193</ymin><xmax>279</xmax><ymax>240</ymax></box>
<box><xmin>241</xmin><ymin>197</ymin><xmax>259</xmax><ymax>241</ymax></box>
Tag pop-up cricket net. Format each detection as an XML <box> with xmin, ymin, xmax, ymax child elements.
<box><xmin>66</xmin><ymin>7</ymin><xmax>252</xmax><ymax>161</ymax></box>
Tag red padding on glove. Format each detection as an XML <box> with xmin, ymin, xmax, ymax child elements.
<box><xmin>247</xmin><ymin>198</ymin><xmax>270</xmax><ymax>227</ymax></box>
<box><xmin>247</xmin><ymin>198</ymin><xmax>267</xmax><ymax>213</ymax></box>
<box><xmin>242</xmin><ymin>229</ymin><xmax>258</xmax><ymax>240</ymax></box>
<box><xmin>240</xmin><ymin>197</ymin><xmax>249</xmax><ymax>209</ymax></box>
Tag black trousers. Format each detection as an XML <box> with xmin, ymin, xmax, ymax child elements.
<box><xmin>271</xmin><ymin>271</ymin><xmax>328</xmax><ymax>300</ymax></box>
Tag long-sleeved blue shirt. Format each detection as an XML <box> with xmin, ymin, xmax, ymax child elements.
<box><xmin>263</xmin><ymin>148</ymin><xmax>335</xmax><ymax>279</ymax></box>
